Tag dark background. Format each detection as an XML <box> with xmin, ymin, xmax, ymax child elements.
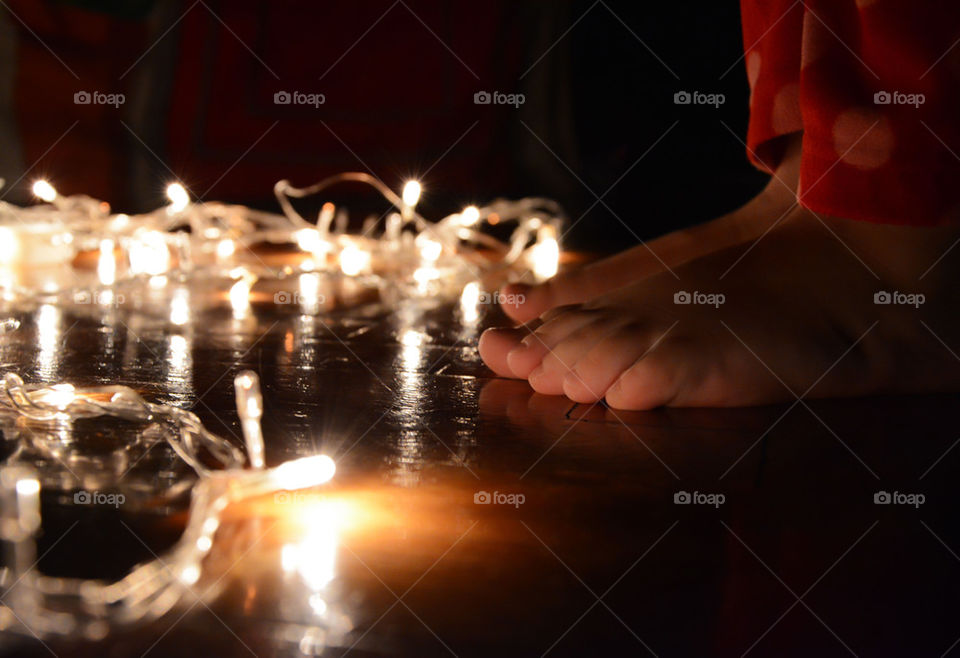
<box><xmin>0</xmin><ymin>0</ymin><xmax>767</xmax><ymax>253</ymax></box>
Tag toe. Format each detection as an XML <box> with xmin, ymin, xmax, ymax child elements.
<box><xmin>604</xmin><ymin>346</ymin><xmax>685</xmax><ymax>410</ymax></box>
<box><xmin>507</xmin><ymin>308</ymin><xmax>599</xmax><ymax>378</ymax></box>
<box><xmin>562</xmin><ymin>324</ymin><xmax>654</xmax><ymax>403</ymax></box>
<box><xmin>529</xmin><ymin>317</ymin><xmax>623</xmax><ymax>396</ymax></box>
<box><xmin>478</xmin><ymin>327</ymin><xmax>527</xmax><ymax>378</ymax></box>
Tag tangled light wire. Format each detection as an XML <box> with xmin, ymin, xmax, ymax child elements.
<box><xmin>0</xmin><ymin>174</ymin><xmax>564</xmax><ymax>643</ymax></box>
<box><xmin>0</xmin><ymin>360</ymin><xmax>338</xmax><ymax>641</ymax></box>
<box><xmin>0</xmin><ymin>172</ymin><xmax>563</xmax><ymax>307</ymax></box>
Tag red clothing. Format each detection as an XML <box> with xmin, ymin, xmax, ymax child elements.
<box><xmin>742</xmin><ymin>0</ymin><xmax>960</xmax><ymax>225</ymax></box>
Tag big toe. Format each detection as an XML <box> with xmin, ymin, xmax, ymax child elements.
<box><xmin>478</xmin><ymin>327</ymin><xmax>527</xmax><ymax>377</ymax></box>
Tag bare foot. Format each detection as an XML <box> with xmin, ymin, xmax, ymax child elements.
<box><xmin>501</xmin><ymin>135</ymin><xmax>803</xmax><ymax>324</ymax></box>
<box><xmin>480</xmin><ymin>205</ymin><xmax>960</xmax><ymax>409</ymax></box>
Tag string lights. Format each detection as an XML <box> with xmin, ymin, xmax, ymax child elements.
<box><xmin>0</xmin><ymin>172</ymin><xmax>563</xmax><ymax>312</ymax></box>
<box><xmin>0</xmin><ymin>361</ymin><xmax>338</xmax><ymax>641</ymax></box>
<box><xmin>0</xmin><ymin>173</ymin><xmax>565</xmax><ymax>645</ymax></box>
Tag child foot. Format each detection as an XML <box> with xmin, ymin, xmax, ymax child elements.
<box><xmin>480</xmin><ymin>205</ymin><xmax>960</xmax><ymax>409</ymax></box>
<box><xmin>499</xmin><ymin>136</ymin><xmax>803</xmax><ymax>324</ymax></box>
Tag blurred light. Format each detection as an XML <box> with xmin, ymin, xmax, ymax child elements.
<box><xmin>418</xmin><ymin>237</ymin><xmax>442</xmax><ymax>262</ymax></box>
<box><xmin>0</xmin><ymin>227</ymin><xmax>18</xmax><ymax>264</ymax></box>
<box><xmin>97</xmin><ymin>239</ymin><xmax>116</xmax><ymax>285</ymax></box>
<box><xmin>460</xmin><ymin>281</ymin><xmax>481</xmax><ymax>323</ymax></box>
<box><xmin>273</xmin><ymin>455</ymin><xmax>336</xmax><ymax>490</ymax></box>
<box><xmin>179</xmin><ymin>565</ymin><xmax>200</xmax><ymax>585</ymax></box>
<box><xmin>216</xmin><ymin>239</ymin><xmax>235</xmax><ymax>260</ymax></box>
<box><xmin>401</xmin><ymin>180</ymin><xmax>421</xmax><ymax>208</ymax></box>
<box><xmin>229</xmin><ymin>278</ymin><xmax>251</xmax><ymax>317</ymax></box>
<box><xmin>129</xmin><ymin>231</ymin><xmax>170</xmax><ymax>276</ymax></box>
<box><xmin>16</xmin><ymin>478</ymin><xmax>40</xmax><ymax>497</ymax></box>
<box><xmin>339</xmin><ymin>245</ymin><xmax>370</xmax><ymax>276</ymax></box>
<box><xmin>32</xmin><ymin>180</ymin><xmax>57</xmax><ymax>203</ymax></box>
<box><xmin>295</xmin><ymin>228</ymin><xmax>321</xmax><ymax>252</ymax></box>
<box><xmin>530</xmin><ymin>226</ymin><xmax>559</xmax><ymax>280</ymax></box>
<box><xmin>44</xmin><ymin>384</ymin><xmax>76</xmax><ymax>409</ymax></box>
<box><xmin>166</xmin><ymin>183</ymin><xmax>189</xmax><ymax>212</ymax></box>
<box><xmin>170</xmin><ymin>288</ymin><xmax>190</xmax><ymax>326</ymax></box>
<box><xmin>460</xmin><ymin>205</ymin><xmax>480</xmax><ymax>226</ymax></box>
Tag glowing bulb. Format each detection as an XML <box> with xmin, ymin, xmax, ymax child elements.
<box><xmin>281</xmin><ymin>544</ymin><xmax>299</xmax><ymax>572</ymax></box>
<box><xmin>129</xmin><ymin>231</ymin><xmax>170</xmax><ymax>276</ymax></box>
<box><xmin>460</xmin><ymin>281</ymin><xmax>481</xmax><ymax>323</ymax></box>
<box><xmin>530</xmin><ymin>226</ymin><xmax>559</xmax><ymax>280</ymax></box>
<box><xmin>170</xmin><ymin>287</ymin><xmax>190</xmax><ymax>326</ymax></box>
<box><xmin>110</xmin><ymin>214</ymin><xmax>130</xmax><ymax>232</ymax></box>
<box><xmin>295</xmin><ymin>228</ymin><xmax>321</xmax><ymax>252</ymax></box>
<box><xmin>179</xmin><ymin>565</ymin><xmax>200</xmax><ymax>585</ymax></box>
<box><xmin>166</xmin><ymin>183</ymin><xmax>189</xmax><ymax>212</ymax></box>
<box><xmin>0</xmin><ymin>227</ymin><xmax>19</xmax><ymax>264</ymax></box>
<box><xmin>16</xmin><ymin>478</ymin><xmax>40</xmax><ymax>496</ymax></box>
<box><xmin>216</xmin><ymin>239</ymin><xmax>235</xmax><ymax>260</ymax></box>
<box><xmin>339</xmin><ymin>245</ymin><xmax>370</xmax><ymax>276</ymax></box>
<box><xmin>235</xmin><ymin>371</ymin><xmax>263</xmax><ymax>420</ymax></box>
<box><xmin>460</xmin><ymin>205</ymin><xmax>480</xmax><ymax>226</ymax></box>
<box><xmin>418</xmin><ymin>237</ymin><xmax>442</xmax><ymax>262</ymax></box>
<box><xmin>32</xmin><ymin>180</ymin><xmax>57</xmax><ymax>202</ymax></box>
<box><xmin>309</xmin><ymin>594</ymin><xmax>327</xmax><ymax>615</ymax></box>
<box><xmin>97</xmin><ymin>239</ymin><xmax>116</xmax><ymax>285</ymax></box>
<box><xmin>44</xmin><ymin>384</ymin><xmax>76</xmax><ymax>409</ymax></box>
<box><xmin>401</xmin><ymin>180</ymin><xmax>421</xmax><ymax>208</ymax></box>
<box><xmin>229</xmin><ymin>278</ymin><xmax>251</xmax><ymax>317</ymax></box>
<box><xmin>273</xmin><ymin>455</ymin><xmax>336</xmax><ymax>490</ymax></box>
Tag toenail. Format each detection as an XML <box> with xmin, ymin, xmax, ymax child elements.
<box><xmin>520</xmin><ymin>334</ymin><xmax>539</xmax><ymax>347</ymax></box>
<box><xmin>529</xmin><ymin>365</ymin><xmax>545</xmax><ymax>381</ymax></box>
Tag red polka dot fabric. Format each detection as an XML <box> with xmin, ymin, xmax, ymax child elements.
<box><xmin>741</xmin><ymin>0</ymin><xmax>960</xmax><ymax>225</ymax></box>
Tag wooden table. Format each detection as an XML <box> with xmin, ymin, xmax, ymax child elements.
<box><xmin>0</xmin><ymin>289</ymin><xmax>957</xmax><ymax>657</ymax></box>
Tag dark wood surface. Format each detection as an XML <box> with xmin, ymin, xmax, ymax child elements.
<box><xmin>1</xmin><ymin>287</ymin><xmax>958</xmax><ymax>657</ymax></box>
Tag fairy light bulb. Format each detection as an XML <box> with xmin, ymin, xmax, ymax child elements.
<box><xmin>216</xmin><ymin>239</ymin><xmax>235</xmax><ymax>260</ymax></box>
<box><xmin>460</xmin><ymin>205</ymin><xmax>480</xmax><ymax>226</ymax></box>
<box><xmin>229</xmin><ymin>278</ymin><xmax>251</xmax><ymax>318</ymax></box>
<box><xmin>166</xmin><ymin>183</ymin><xmax>189</xmax><ymax>213</ymax></box>
<box><xmin>97</xmin><ymin>239</ymin><xmax>116</xmax><ymax>285</ymax></box>
<box><xmin>460</xmin><ymin>281</ymin><xmax>481</xmax><ymax>323</ymax></box>
<box><xmin>44</xmin><ymin>384</ymin><xmax>76</xmax><ymax>410</ymax></box>
<box><xmin>401</xmin><ymin>180</ymin><xmax>421</xmax><ymax>209</ymax></box>
<box><xmin>0</xmin><ymin>227</ymin><xmax>18</xmax><ymax>264</ymax></box>
<box><xmin>530</xmin><ymin>225</ymin><xmax>560</xmax><ymax>280</ymax></box>
<box><xmin>417</xmin><ymin>236</ymin><xmax>443</xmax><ymax>262</ymax></box>
<box><xmin>129</xmin><ymin>231</ymin><xmax>170</xmax><ymax>276</ymax></box>
<box><xmin>273</xmin><ymin>454</ymin><xmax>336</xmax><ymax>490</ymax></box>
<box><xmin>339</xmin><ymin>244</ymin><xmax>370</xmax><ymax>276</ymax></box>
<box><xmin>234</xmin><ymin>371</ymin><xmax>265</xmax><ymax>469</ymax></box>
<box><xmin>32</xmin><ymin>180</ymin><xmax>57</xmax><ymax>203</ymax></box>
